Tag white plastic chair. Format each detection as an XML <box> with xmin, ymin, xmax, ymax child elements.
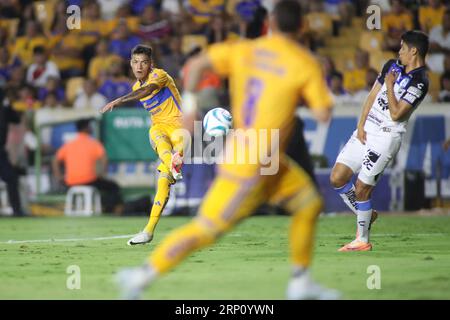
<box><xmin>0</xmin><ymin>182</ymin><xmax>13</xmax><ymax>216</ymax></box>
<box><xmin>64</xmin><ymin>186</ymin><xmax>102</xmax><ymax>216</ymax></box>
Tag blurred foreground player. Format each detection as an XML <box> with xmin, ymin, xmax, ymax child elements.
<box><xmin>101</xmin><ymin>45</ymin><xmax>184</xmax><ymax>245</ymax></box>
<box><xmin>330</xmin><ymin>31</ymin><xmax>429</xmax><ymax>251</ymax></box>
<box><xmin>116</xmin><ymin>1</ymin><xmax>340</xmax><ymax>300</ymax></box>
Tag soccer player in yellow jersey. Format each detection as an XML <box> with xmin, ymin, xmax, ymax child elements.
<box><xmin>101</xmin><ymin>45</ymin><xmax>184</xmax><ymax>245</ymax></box>
<box><xmin>116</xmin><ymin>1</ymin><xmax>340</xmax><ymax>300</ymax></box>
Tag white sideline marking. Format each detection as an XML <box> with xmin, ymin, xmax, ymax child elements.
<box><xmin>2</xmin><ymin>234</ymin><xmax>135</xmax><ymax>244</ymax></box>
<box><xmin>1</xmin><ymin>232</ymin><xmax>448</xmax><ymax>245</ymax></box>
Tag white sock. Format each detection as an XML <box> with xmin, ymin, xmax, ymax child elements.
<box><xmin>334</xmin><ymin>182</ymin><xmax>358</xmax><ymax>215</ymax></box>
<box><xmin>356</xmin><ymin>200</ymin><xmax>372</xmax><ymax>243</ymax></box>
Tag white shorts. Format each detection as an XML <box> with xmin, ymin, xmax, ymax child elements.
<box><xmin>335</xmin><ymin>130</ymin><xmax>402</xmax><ymax>186</ymax></box>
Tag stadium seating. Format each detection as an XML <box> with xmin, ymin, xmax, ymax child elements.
<box><xmin>306</xmin><ymin>12</ymin><xmax>334</xmax><ymax>37</ymax></box>
<box><xmin>369</xmin><ymin>50</ymin><xmax>396</xmax><ymax>71</ymax></box>
<box><xmin>359</xmin><ymin>30</ymin><xmax>384</xmax><ymax>52</ymax></box>
<box><xmin>428</xmin><ymin>71</ymin><xmax>442</xmax><ymax>102</ymax></box>
<box><xmin>65</xmin><ymin>77</ymin><xmax>85</xmax><ymax>104</ymax></box>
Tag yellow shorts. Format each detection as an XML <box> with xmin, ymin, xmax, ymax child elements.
<box><xmin>197</xmin><ymin>155</ymin><xmax>322</xmax><ymax>232</ymax></box>
<box><xmin>149</xmin><ymin>123</ymin><xmax>184</xmax><ymax>175</ymax></box>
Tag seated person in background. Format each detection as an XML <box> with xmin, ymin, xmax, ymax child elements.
<box><xmin>323</xmin><ymin>0</ymin><xmax>354</xmax><ymax>26</ymax></box>
<box><xmin>418</xmin><ymin>0</ymin><xmax>446</xmax><ymax>34</ymax></box>
<box><xmin>426</xmin><ymin>9</ymin><xmax>450</xmax><ymax>74</ymax></box>
<box><xmin>343</xmin><ymin>49</ymin><xmax>370</xmax><ymax>93</ymax></box>
<box><xmin>12</xmin><ymin>20</ymin><xmax>47</xmax><ymax>66</ymax></box>
<box><xmin>318</xmin><ymin>55</ymin><xmax>337</xmax><ymax>88</ymax></box>
<box><xmin>37</xmin><ymin>76</ymin><xmax>66</xmax><ymax>103</ymax></box>
<box><xmin>109</xmin><ymin>21</ymin><xmax>141</xmax><ymax>60</ymax></box>
<box><xmin>88</xmin><ymin>38</ymin><xmax>122</xmax><ymax>82</ymax></box>
<box><xmin>137</xmin><ymin>4</ymin><xmax>171</xmax><ymax>43</ymax></box>
<box><xmin>73</xmin><ymin>79</ymin><xmax>108</xmax><ymax>111</ymax></box>
<box><xmin>351</xmin><ymin>68</ymin><xmax>379</xmax><ymax>103</ymax></box>
<box><xmin>48</xmin><ymin>17</ymin><xmax>85</xmax><ymax>79</ymax></box>
<box><xmin>26</xmin><ymin>46</ymin><xmax>60</xmax><ymax>89</ymax></box>
<box><xmin>0</xmin><ymin>47</ymin><xmax>21</xmax><ymax>86</ymax></box>
<box><xmin>382</xmin><ymin>0</ymin><xmax>413</xmax><ymax>52</ymax></box>
<box><xmin>12</xmin><ymin>85</ymin><xmax>41</xmax><ymax>112</ymax></box>
<box><xmin>98</xmin><ymin>59</ymin><xmax>133</xmax><ymax>102</ymax></box>
<box><xmin>42</xmin><ymin>92</ymin><xmax>65</xmax><ymax>110</ymax></box>
<box><xmin>439</xmin><ymin>72</ymin><xmax>450</xmax><ymax>102</ymax></box>
<box><xmin>330</xmin><ymin>71</ymin><xmax>353</xmax><ymax>104</ymax></box>
<box><xmin>52</xmin><ymin>119</ymin><xmax>124</xmax><ymax>214</ymax></box>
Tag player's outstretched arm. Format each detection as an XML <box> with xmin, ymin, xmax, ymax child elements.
<box><xmin>356</xmin><ymin>81</ymin><xmax>381</xmax><ymax>144</ymax></box>
<box><xmin>182</xmin><ymin>54</ymin><xmax>214</xmax><ymax>132</ymax></box>
<box><xmin>100</xmin><ymin>83</ymin><xmax>159</xmax><ymax>114</ymax></box>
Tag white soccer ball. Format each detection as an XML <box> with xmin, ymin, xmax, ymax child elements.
<box><xmin>203</xmin><ymin>107</ymin><xmax>233</xmax><ymax>137</ymax></box>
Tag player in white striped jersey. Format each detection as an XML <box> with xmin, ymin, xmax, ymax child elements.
<box><xmin>330</xmin><ymin>30</ymin><xmax>429</xmax><ymax>251</ymax></box>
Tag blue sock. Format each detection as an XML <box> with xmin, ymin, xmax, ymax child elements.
<box><xmin>334</xmin><ymin>181</ymin><xmax>358</xmax><ymax>214</ymax></box>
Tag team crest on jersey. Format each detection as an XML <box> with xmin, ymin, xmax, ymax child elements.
<box><xmin>378</xmin><ymin>91</ymin><xmax>389</xmax><ymax>111</ymax></box>
<box><xmin>363</xmin><ymin>149</ymin><xmax>380</xmax><ymax>171</ymax></box>
<box><xmin>398</xmin><ymin>76</ymin><xmax>411</xmax><ymax>88</ymax></box>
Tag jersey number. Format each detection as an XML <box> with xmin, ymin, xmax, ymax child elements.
<box><xmin>243</xmin><ymin>78</ymin><xmax>264</xmax><ymax>127</ymax></box>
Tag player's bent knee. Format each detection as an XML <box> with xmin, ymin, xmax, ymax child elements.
<box><xmin>330</xmin><ymin>169</ymin><xmax>348</xmax><ymax>188</ymax></box>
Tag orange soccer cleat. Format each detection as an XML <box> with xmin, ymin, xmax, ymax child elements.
<box><xmin>338</xmin><ymin>239</ymin><xmax>372</xmax><ymax>252</ymax></box>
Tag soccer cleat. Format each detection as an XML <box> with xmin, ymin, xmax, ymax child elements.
<box><xmin>127</xmin><ymin>232</ymin><xmax>153</xmax><ymax>246</ymax></box>
<box><xmin>171</xmin><ymin>151</ymin><xmax>183</xmax><ymax>180</ymax></box>
<box><xmin>115</xmin><ymin>265</ymin><xmax>155</xmax><ymax>300</ymax></box>
<box><xmin>338</xmin><ymin>239</ymin><xmax>372</xmax><ymax>252</ymax></box>
<box><xmin>286</xmin><ymin>272</ymin><xmax>341</xmax><ymax>300</ymax></box>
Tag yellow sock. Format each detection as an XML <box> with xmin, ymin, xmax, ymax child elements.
<box><xmin>144</xmin><ymin>175</ymin><xmax>171</xmax><ymax>234</ymax></box>
<box><xmin>148</xmin><ymin>219</ymin><xmax>217</xmax><ymax>274</ymax></box>
<box><xmin>155</xmin><ymin>137</ymin><xmax>173</xmax><ymax>170</ymax></box>
<box><xmin>288</xmin><ymin>187</ymin><xmax>323</xmax><ymax>268</ymax></box>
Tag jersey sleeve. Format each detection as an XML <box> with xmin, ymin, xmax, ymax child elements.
<box><xmin>147</xmin><ymin>69</ymin><xmax>168</xmax><ymax>89</ymax></box>
<box><xmin>377</xmin><ymin>59</ymin><xmax>396</xmax><ymax>85</ymax></box>
<box><xmin>207</xmin><ymin>41</ymin><xmax>234</xmax><ymax>76</ymax></box>
<box><xmin>301</xmin><ymin>58</ymin><xmax>334</xmax><ymax>110</ymax></box>
<box><xmin>399</xmin><ymin>76</ymin><xmax>429</xmax><ymax>109</ymax></box>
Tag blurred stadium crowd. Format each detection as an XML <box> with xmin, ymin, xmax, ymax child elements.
<box><xmin>1</xmin><ymin>0</ymin><xmax>450</xmax><ymax>215</ymax></box>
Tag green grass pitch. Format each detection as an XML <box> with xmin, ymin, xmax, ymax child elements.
<box><xmin>0</xmin><ymin>214</ymin><xmax>449</xmax><ymax>299</ymax></box>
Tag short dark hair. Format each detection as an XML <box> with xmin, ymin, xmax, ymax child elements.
<box><xmin>75</xmin><ymin>119</ymin><xmax>90</xmax><ymax>132</ymax></box>
<box><xmin>33</xmin><ymin>45</ymin><xmax>46</xmax><ymax>55</ymax></box>
<box><xmin>131</xmin><ymin>44</ymin><xmax>153</xmax><ymax>59</ymax></box>
<box><xmin>331</xmin><ymin>71</ymin><xmax>343</xmax><ymax>81</ymax></box>
<box><xmin>273</xmin><ymin>0</ymin><xmax>302</xmax><ymax>33</ymax></box>
<box><xmin>401</xmin><ymin>30</ymin><xmax>429</xmax><ymax>58</ymax></box>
